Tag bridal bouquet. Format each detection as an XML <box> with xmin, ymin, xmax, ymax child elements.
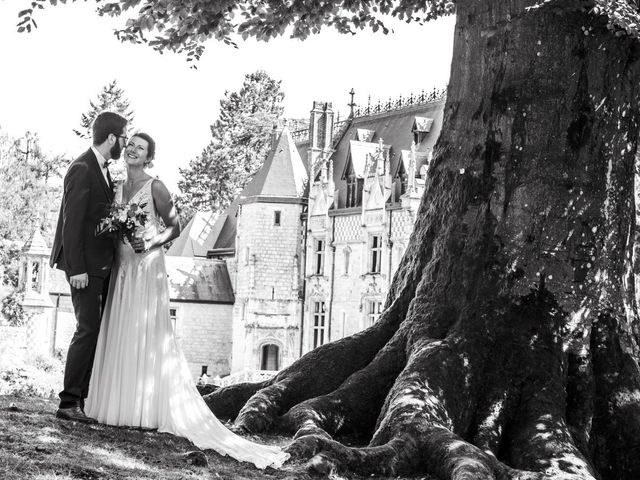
<box><xmin>96</xmin><ymin>201</ymin><xmax>148</xmax><ymax>244</ymax></box>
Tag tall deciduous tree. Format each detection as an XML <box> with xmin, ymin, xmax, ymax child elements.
<box><xmin>22</xmin><ymin>1</ymin><xmax>640</xmax><ymax>479</ymax></box>
<box><xmin>0</xmin><ymin>128</ymin><xmax>63</xmax><ymax>286</ymax></box>
<box><xmin>74</xmin><ymin>79</ymin><xmax>135</xmax><ymax>139</ymax></box>
<box><xmin>176</xmin><ymin>71</ymin><xmax>284</xmax><ymax>221</ymax></box>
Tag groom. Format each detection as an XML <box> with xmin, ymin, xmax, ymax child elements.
<box><xmin>50</xmin><ymin>111</ymin><xmax>128</xmax><ymax>423</ymax></box>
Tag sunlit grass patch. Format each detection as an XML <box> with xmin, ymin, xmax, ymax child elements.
<box><xmin>1</xmin><ymin>394</ymin><xmax>419</xmax><ymax>480</ymax></box>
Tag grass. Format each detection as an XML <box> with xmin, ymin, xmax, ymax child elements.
<box><xmin>0</xmin><ymin>395</ymin><xmax>311</xmax><ymax>480</ymax></box>
<box><xmin>0</xmin><ymin>395</ymin><xmax>431</xmax><ymax>480</ymax></box>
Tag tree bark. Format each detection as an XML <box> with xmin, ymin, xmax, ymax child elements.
<box><xmin>208</xmin><ymin>1</ymin><xmax>640</xmax><ymax>478</ymax></box>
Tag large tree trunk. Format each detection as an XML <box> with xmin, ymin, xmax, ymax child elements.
<box><xmin>206</xmin><ymin>1</ymin><xmax>640</xmax><ymax>478</ymax></box>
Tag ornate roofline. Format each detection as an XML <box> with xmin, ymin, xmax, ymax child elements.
<box><xmin>353</xmin><ymin>87</ymin><xmax>446</xmax><ymax>118</ymax></box>
<box><xmin>290</xmin><ymin>87</ymin><xmax>447</xmax><ymax>145</ymax></box>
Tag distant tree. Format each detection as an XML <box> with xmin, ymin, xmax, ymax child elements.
<box><xmin>0</xmin><ymin>129</ymin><xmax>62</xmax><ymax>286</ymax></box>
<box><xmin>12</xmin><ymin>131</ymin><xmax>68</xmax><ymax>183</ymax></box>
<box><xmin>176</xmin><ymin>71</ymin><xmax>284</xmax><ymax>222</ymax></box>
<box><xmin>74</xmin><ymin>80</ymin><xmax>135</xmax><ymax>139</ymax></box>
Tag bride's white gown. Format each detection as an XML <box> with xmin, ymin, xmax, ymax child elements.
<box><xmin>86</xmin><ymin>179</ymin><xmax>288</xmax><ymax>469</ymax></box>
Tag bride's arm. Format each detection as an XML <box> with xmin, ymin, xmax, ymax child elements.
<box><xmin>142</xmin><ymin>179</ymin><xmax>181</xmax><ymax>251</ymax></box>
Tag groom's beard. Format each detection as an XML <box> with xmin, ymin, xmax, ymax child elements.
<box><xmin>110</xmin><ymin>141</ymin><xmax>122</xmax><ymax>160</ymax></box>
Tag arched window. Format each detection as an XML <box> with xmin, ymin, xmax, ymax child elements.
<box><xmin>260</xmin><ymin>344</ymin><xmax>280</xmax><ymax>371</ymax></box>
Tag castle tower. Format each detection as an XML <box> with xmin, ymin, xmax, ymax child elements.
<box><xmin>230</xmin><ymin>127</ymin><xmax>308</xmax><ymax>373</ymax></box>
<box><xmin>18</xmin><ymin>228</ymin><xmax>54</xmax><ymax>354</ymax></box>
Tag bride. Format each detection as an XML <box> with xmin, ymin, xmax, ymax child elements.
<box><xmin>85</xmin><ymin>132</ymin><xmax>289</xmax><ymax>470</ymax></box>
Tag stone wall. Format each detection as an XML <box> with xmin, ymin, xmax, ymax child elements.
<box><xmin>44</xmin><ymin>295</ymin><xmax>232</xmax><ymax>382</ymax></box>
<box><xmin>170</xmin><ymin>301</ymin><xmax>234</xmax><ymax>380</ymax></box>
<box><xmin>235</xmin><ymin>201</ymin><xmax>304</xmax><ymax>300</ymax></box>
<box><xmin>231</xmin><ymin>200</ymin><xmax>304</xmax><ymax>372</ymax></box>
<box><xmin>303</xmin><ymin>208</ymin><xmax>416</xmax><ymax>353</ymax></box>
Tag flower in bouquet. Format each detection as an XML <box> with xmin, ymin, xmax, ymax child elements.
<box><xmin>96</xmin><ymin>201</ymin><xmax>148</xmax><ymax>244</ymax></box>
<box><xmin>107</xmin><ymin>159</ymin><xmax>127</xmax><ymax>185</ymax></box>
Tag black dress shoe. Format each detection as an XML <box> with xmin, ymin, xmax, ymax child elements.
<box><xmin>56</xmin><ymin>406</ymin><xmax>96</xmax><ymax>424</ymax></box>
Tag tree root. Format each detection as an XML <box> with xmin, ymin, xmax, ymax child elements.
<box><xmin>281</xmin><ymin>328</ymin><xmax>407</xmax><ymax>438</ymax></box>
<box><xmin>225</xmin><ymin>295</ymin><xmax>409</xmax><ymax>432</ymax></box>
<box><xmin>203</xmin><ymin>380</ymin><xmax>268</xmax><ymax>421</ymax></box>
<box><xmin>294</xmin><ymin>428</ymin><xmax>505</xmax><ymax>480</ymax></box>
<box><xmin>285</xmin><ymin>291</ymin><xmax>603</xmax><ymax>480</ymax></box>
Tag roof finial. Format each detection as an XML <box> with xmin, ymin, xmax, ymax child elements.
<box><xmin>348</xmin><ymin>88</ymin><xmax>356</xmax><ymax>117</ymax></box>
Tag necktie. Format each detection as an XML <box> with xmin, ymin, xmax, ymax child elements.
<box><xmin>103</xmin><ymin>161</ymin><xmax>113</xmax><ymax>190</ymax></box>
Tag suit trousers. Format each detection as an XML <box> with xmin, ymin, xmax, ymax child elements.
<box><xmin>59</xmin><ymin>274</ymin><xmax>109</xmax><ymax>409</ymax></box>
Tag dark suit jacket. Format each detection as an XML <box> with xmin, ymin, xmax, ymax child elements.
<box><xmin>50</xmin><ymin>149</ymin><xmax>115</xmax><ymax>278</ymax></box>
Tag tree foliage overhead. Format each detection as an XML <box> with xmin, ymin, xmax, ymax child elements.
<box><xmin>16</xmin><ymin>1</ymin><xmax>640</xmax><ymax>61</ymax></box>
<box><xmin>176</xmin><ymin>70</ymin><xmax>284</xmax><ymax>222</ymax></box>
<box><xmin>74</xmin><ymin>79</ymin><xmax>135</xmax><ymax>139</ymax></box>
<box><xmin>20</xmin><ymin>0</ymin><xmax>454</xmax><ymax>60</ymax></box>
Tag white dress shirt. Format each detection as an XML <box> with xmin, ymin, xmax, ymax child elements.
<box><xmin>91</xmin><ymin>146</ymin><xmax>110</xmax><ymax>184</ymax></box>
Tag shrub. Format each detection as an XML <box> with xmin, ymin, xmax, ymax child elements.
<box><xmin>0</xmin><ymin>343</ymin><xmax>63</xmax><ymax>398</ymax></box>
<box><xmin>1</xmin><ymin>290</ymin><xmax>25</xmax><ymax>327</ymax></box>
<box><xmin>0</xmin><ymin>241</ymin><xmax>21</xmax><ymax>288</ymax></box>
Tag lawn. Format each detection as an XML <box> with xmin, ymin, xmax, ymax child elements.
<box><xmin>0</xmin><ymin>394</ymin><xmax>313</xmax><ymax>480</ymax></box>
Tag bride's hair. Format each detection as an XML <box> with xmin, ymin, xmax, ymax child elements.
<box><xmin>132</xmin><ymin>132</ymin><xmax>156</xmax><ymax>168</ymax></box>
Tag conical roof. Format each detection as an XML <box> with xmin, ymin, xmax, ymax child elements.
<box><xmin>171</xmin><ymin>127</ymin><xmax>309</xmax><ymax>257</ymax></box>
<box><xmin>22</xmin><ymin>229</ymin><xmax>50</xmax><ymax>256</ymax></box>
<box><xmin>241</xmin><ymin>126</ymin><xmax>308</xmax><ymax>199</ymax></box>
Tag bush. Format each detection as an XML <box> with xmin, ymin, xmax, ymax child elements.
<box><xmin>1</xmin><ymin>290</ymin><xmax>25</xmax><ymax>326</ymax></box>
<box><xmin>0</xmin><ymin>343</ymin><xmax>63</xmax><ymax>398</ymax></box>
<box><xmin>0</xmin><ymin>241</ymin><xmax>21</xmax><ymax>287</ymax></box>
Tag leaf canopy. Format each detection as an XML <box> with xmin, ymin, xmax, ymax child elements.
<box><xmin>17</xmin><ymin>1</ymin><xmax>640</xmax><ymax>60</ymax></box>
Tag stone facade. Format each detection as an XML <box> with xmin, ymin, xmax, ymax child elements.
<box><xmin>315</xmin><ymin>207</ymin><xmax>415</xmax><ymax>342</ymax></box>
<box><xmin>231</xmin><ymin>199</ymin><xmax>304</xmax><ymax>372</ymax></box>
<box><xmin>300</xmin><ymin>95</ymin><xmax>444</xmax><ymax>354</ymax></box>
<box><xmin>170</xmin><ymin>301</ymin><xmax>234</xmax><ymax>379</ymax></box>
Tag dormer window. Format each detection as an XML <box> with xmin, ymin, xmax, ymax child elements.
<box><xmin>355</xmin><ymin>128</ymin><xmax>375</xmax><ymax>142</ymax></box>
<box><xmin>412</xmin><ymin>116</ymin><xmax>433</xmax><ymax>145</ymax></box>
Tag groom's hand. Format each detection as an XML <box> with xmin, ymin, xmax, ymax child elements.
<box><xmin>69</xmin><ymin>273</ymin><xmax>89</xmax><ymax>289</ymax></box>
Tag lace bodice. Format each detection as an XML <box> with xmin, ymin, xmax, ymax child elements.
<box><xmin>128</xmin><ymin>178</ymin><xmax>161</xmax><ymax>239</ymax></box>
<box><xmin>115</xmin><ymin>178</ymin><xmax>161</xmax><ymax>255</ymax></box>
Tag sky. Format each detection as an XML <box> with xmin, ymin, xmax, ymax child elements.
<box><xmin>0</xmin><ymin>1</ymin><xmax>455</xmax><ymax>191</ymax></box>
